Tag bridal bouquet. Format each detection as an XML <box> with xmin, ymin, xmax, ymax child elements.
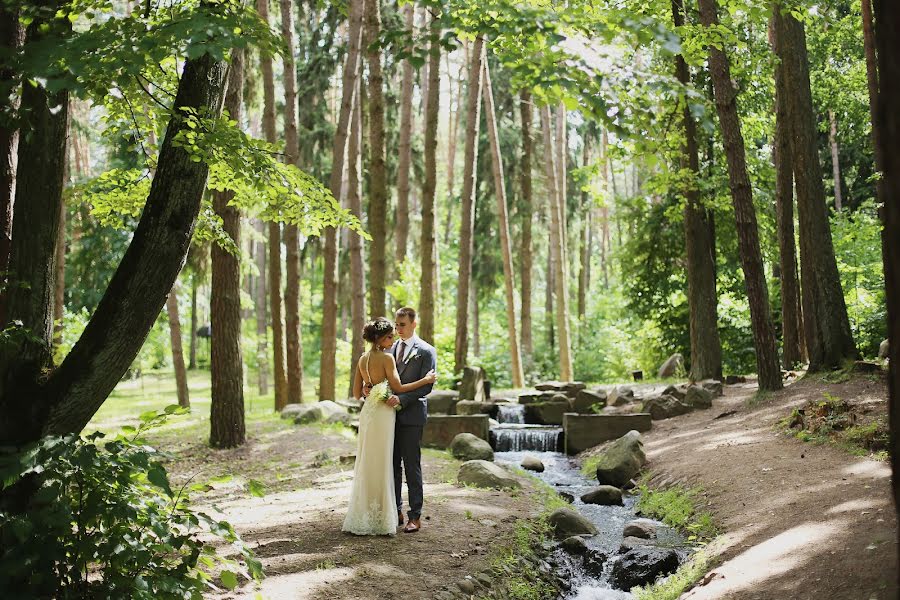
<box><xmin>369</xmin><ymin>380</ymin><xmax>401</xmax><ymax>411</ymax></box>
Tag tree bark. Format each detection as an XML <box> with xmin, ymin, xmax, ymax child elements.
<box><xmin>419</xmin><ymin>19</ymin><xmax>440</xmax><ymax>344</ymax></box>
<box><xmin>394</xmin><ymin>1</ymin><xmax>414</xmax><ymax>273</ymax></box>
<box><xmin>210</xmin><ymin>50</ymin><xmax>246</xmax><ymax>449</ymax></box>
<box><xmin>772</xmin><ymin>11</ymin><xmax>803</xmax><ymax>369</ymax></box>
<box><xmin>674</xmin><ymin>0</ymin><xmax>722</xmax><ymax>381</ymax></box>
<box><xmin>601</xmin><ymin>129</ymin><xmax>611</xmax><ymax>289</ymax></box>
<box><xmin>519</xmin><ymin>90</ymin><xmax>534</xmax><ymax>367</ymax></box>
<box><xmin>872</xmin><ymin>0</ymin><xmax>900</xmax><ymax>581</ymax></box>
<box><xmin>189</xmin><ymin>275</ymin><xmax>198</xmax><ymax>369</ymax></box>
<box><xmin>482</xmin><ymin>57</ymin><xmax>524</xmax><ymax>388</ymax></box>
<box><xmin>0</xmin><ymin>7</ymin><xmax>22</xmax><ymax>324</ymax></box>
<box><xmin>862</xmin><ymin>0</ymin><xmax>885</xmax><ymax>206</ymax></box>
<box><xmin>541</xmin><ymin>105</ymin><xmax>573</xmax><ymax>381</ymax></box>
<box><xmin>453</xmin><ymin>36</ymin><xmax>484</xmax><ymax>374</ymax></box>
<box><xmin>166</xmin><ymin>285</ymin><xmax>190</xmax><ymax>408</ymax></box>
<box><xmin>348</xmin><ymin>76</ymin><xmax>365</xmax><ymax>398</ymax></box>
<box><xmin>53</xmin><ymin>196</ymin><xmax>65</xmax><ymax>351</ymax></box>
<box><xmin>13</xmin><ymin>53</ymin><xmax>232</xmax><ymax>443</ymax></box>
<box><xmin>254</xmin><ymin>219</ymin><xmax>268</xmax><ymax>395</ymax></box>
<box><xmin>320</xmin><ymin>0</ymin><xmax>363</xmax><ymax>400</ymax></box>
<box><xmin>774</xmin><ymin>8</ymin><xmax>857</xmax><ymax>371</ymax></box>
<box><xmin>829</xmin><ymin>110</ymin><xmax>843</xmax><ymax>211</ymax></box>
<box><xmin>258</xmin><ymin>0</ymin><xmax>287</xmax><ymax>409</ymax></box>
<box><xmin>577</xmin><ymin>135</ymin><xmax>591</xmax><ymax>321</ymax></box>
<box><xmin>281</xmin><ymin>0</ymin><xmax>305</xmax><ymax>405</ymax></box>
<box><xmin>366</xmin><ymin>0</ymin><xmax>387</xmax><ymax>319</ymax></box>
<box><xmin>698</xmin><ymin>0</ymin><xmax>781</xmax><ymax>390</ymax></box>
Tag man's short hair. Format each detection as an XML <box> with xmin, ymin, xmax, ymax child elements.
<box><xmin>395</xmin><ymin>307</ymin><xmax>417</xmax><ymax>322</ymax></box>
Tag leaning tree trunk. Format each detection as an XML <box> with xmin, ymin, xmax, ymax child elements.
<box><xmin>166</xmin><ymin>285</ymin><xmax>190</xmax><ymax>408</ymax></box>
<box><xmin>419</xmin><ymin>18</ymin><xmax>441</xmax><ymax>344</ymax></box>
<box><xmin>394</xmin><ymin>1</ymin><xmax>414</xmax><ymax>273</ymax></box>
<box><xmin>872</xmin><ymin>0</ymin><xmax>900</xmax><ymax>581</ymax></box>
<box><xmin>347</xmin><ymin>76</ymin><xmax>366</xmax><ymax>397</ymax></box>
<box><xmin>699</xmin><ymin>0</ymin><xmax>781</xmax><ymax>390</ymax></box>
<box><xmin>13</xmin><ymin>52</ymin><xmax>231</xmax><ymax>443</ymax></box>
<box><xmin>258</xmin><ymin>0</ymin><xmax>287</xmax><ymax>409</ymax></box>
<box><xmin>321</xmin><ymin>0</ymin><xmax>363</xmax><ymax>400</ymax></box>
<box><xmin>774</xmin><ymin>7</ymin><xmax>857</xmax><ymax>371</ymax></box>
<box><xmin>772</xmin><ymin>11</ymin><xmax>803</xmax><ymax>369</ymax></box>
<box><xmin>254</xmin><ymin>219</ymin><xmax>268</xmax><ymax>395</ymax></box>
<box><xmin>453</xmin><ymin>36</ymin><xmax>484</xmax><ymax>374</ymax></box>
<box><xmin>482</xmin><ymin>56</ymin><xmax>524</xmax><ymax>388</ymax></box>
<box><xmin>210</xmin><ymin>49</ymin><xmax>246</xmax><ymax>449</ymax></box>
<box><xmin>519</xmin><ymin>90</ymin><xmax>534</xmax><ymax>366</ymax></box>
<box><xmin>281</xmin><ymin>0</ymin><xmax>304</xmax><ymax>405</ymax></box>
<box><xmin>674</xmin><ymin>0</ymin><xmax>722</xmax><ymax>381</ymax></box>
<box><xmin>366</xmin><ymin>0</ymin><xmax>388</xmax><ymax>319</ymax></box>
<box><xmin>0</xmin><ymin>6</ymin><xmax>22</xmax><ymax>324</ymax></box>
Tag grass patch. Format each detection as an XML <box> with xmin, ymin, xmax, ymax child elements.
<box><xmin>632</xmin><ymin>549</ymin><xmax>711</xmax><ymax>600</ymax></box>
<box><xmin>636</xmin><ymin>483</ymin><xmax>717</xmax><ymax>542</ymax></box>
<box><xmin>745</xmin><ymin>389</ymin><xmax>772</xmax><ymax>408</ymax></box>
<box><xmin>580</xmin><ymin>454</ymin><xmax>601</xmax><ymax>478</ymax></box>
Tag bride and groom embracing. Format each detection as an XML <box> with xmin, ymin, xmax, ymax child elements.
<box><xmin>342</xmin><ymin>307</ymin><xmax>438</xmax><ymax>536</ymax></box>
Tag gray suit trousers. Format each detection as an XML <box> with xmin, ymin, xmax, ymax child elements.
<box><xmin>394</xmin><ymin>424</ymin><xmax>423</xmax><ymax>519</ymax></box>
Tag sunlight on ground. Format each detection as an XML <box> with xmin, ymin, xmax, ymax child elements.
<box><xmin>684</xmin><ymin>520</ymin><xmax>850</xmax><ymax>599</ymax></box>
<box><xmin>826</xmin><ymin>498</ymin><xmax>886</xmax><ymax>514</ymax></box>
<box><xmin>844</xmin><ymin>461</ymin><xmax>892</xmax><ymax>480</ymax></box>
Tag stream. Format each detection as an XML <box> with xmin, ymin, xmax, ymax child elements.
<box><xmin>489</xmin><ymin>404</ymin><xmax>690</xmax><ymax>599</ymax></box>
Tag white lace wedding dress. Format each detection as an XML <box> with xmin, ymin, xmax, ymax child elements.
<box><xmin>341</xmin><ymin>352</ymin><xmax>398</xmax><ymax>536</ymax></box>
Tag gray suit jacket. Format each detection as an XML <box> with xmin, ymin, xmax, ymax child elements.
<box><xmin>392</xmin><ymin>337</ymin><xmax>436</xmax><ymax>427</ymax></box>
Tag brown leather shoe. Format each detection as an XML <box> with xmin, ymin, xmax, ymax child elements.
<box><xmin>397</xmin><ymin>511</ymin><xmax>404</xmax><ymax>526</ymax></box>
<box><xmin>403</xmin><ymin>518</ymin><xmax>421</xmax><ymax>533</ymax></box>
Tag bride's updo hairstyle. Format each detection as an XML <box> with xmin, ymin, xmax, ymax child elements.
<box><xmin>363</xmin><ymin>317</ymin><xmax>394</xmax><ymax>344</ymax></box>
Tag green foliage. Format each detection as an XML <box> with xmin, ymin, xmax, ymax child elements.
<box><xmin>633</xmin><ymin>549</ymin><xmax>712</xmax><ymax>600</ymax></box>
<box><xmin>0</xmin><ymin>406</ymin><xmax>263</xmax><ymax>598</ymax></box>
<box><xmin>636</xmin><ymin>483</ymin><xmax>717</xmax><ymax>542</ymax></box>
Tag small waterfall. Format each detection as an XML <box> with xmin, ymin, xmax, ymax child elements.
<box><xmin>490</xmin><ymin>425</ymin><xmax>561</xmax><ymax>452</ymax></box>
<box><xmin>497</xmin><ymin>404</ymin><xmax>525</xmax><ymax>424</ymax></box>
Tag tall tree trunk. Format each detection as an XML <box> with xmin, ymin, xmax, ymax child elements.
<box><xmin>772</xmin><ymin>12</ymin><xmax>803</xmax><ymax>369</ymax></box>
<box><xmin>258</xmin><ymin>0</ymin><xmax>287</xmax><ymax>409</ymax></box>
<box><xmin>366</xmin><ymin>0</ymin><xmax>387</xmax><ymax>319</ymax></box>
<box><xmin>189</xmin><ymin>276</ymin><xmax>198</xmax><ymax>369</ymax></box>
<box><xmin>601</xmin><ymin>129</ymin><xmax>611</xmax><ymax>289</ymax></box>
<box><xmin>22</xmin><ymin>52</ymin><xmax>230</xmax><ymax>443</ymax></box>
<box><xmin>321</xmin><ymin>0</ymin><xmax>363</xmax><ymax>400</ymax></box>
<box><xmin>394</xmin><ymin>1</ymin><xmax>414</xmax><ymax>272</ymax></box>
<box><xmin>0</xmin><ymin>7</ymin><xmax>22</xmax><ymax>324</ymax></box>
<box><xmin>348</xmin><ymin>77</ymin><xmax>365</xmax><ymax>398</ymax></box>
<box><xmin>577</xmin><ymin>135</ymin><xmax>591</xmax><ymax>321</ymax></box>
<box><xmin>53</xmin><ymin>197</ymin><xmax>65</xmax><ymax>350</ymax></box>
<box><xmin>210</xmin><ymin>50</ymin><xmax>246</xmax><ymax>448</ymax></box>
<box><xmin>482</xmin><ymin>56</ymin><xmax>524</xmax><ymax>388</ymax></box>
<box><xmin>419</xmin><ymin>18</ymin><xmax>440</xmax><ymax>343</ymax></box>
<box><xmin>872</xmin><ymin>0</ymin><xmax>900</xmax><ymax>580</ymax></box>
<box><xmin>453</xmin><ymin>36</ymin><xmax>484</xmax><ymax>374</ymax></box>
<box><xmin>519</xmin><ymin>90</ymin><xmax>534</xmax><ymax>367</ymax></box>
<box><xmin>829</xmin><ymin>110</ymin><xmax>843</xmax><ymax>211</ymax></box>
<box><xmin>699</xmin><ymin>0</ymin><xmax>781</xmax><ymax>390</ymax></box>
<box><xmin>861</xmin><ymin>0</ymin><xmax>884</xmax><ymax>206</ymax></box>
<box><xmin>674</xmin><ymin>0</ymin><xmax>722</xmax><ymax>381</ymax></box>
<box><xmin>546</xmin><ymin>205</ymin><xmax>555</xmax><ymax>350</ymax></box>
<box><xmin>471</xmin><ymin>284</ymin><xmax>480</xmax><ymax>356</ymax></box>
<box><xmin>774</xmin><ymin>8</ymin><xmax>857</xmax><ymax>371</ymax></box>
<box><xmin>166</xmin><ymin>285</ymin><xmax>190</xmax><ymax>408</ymax></box>
<box><xmin>254</xmin><ymin>220</ymin><xmax>268</xmax><ymax>395</ymax></box>
<box><xmin>541</xmin><ymin>105</ymin><xmax>573</xmax><ymax>381</ymax></box>
<box><xmin>446</xmin><ymin>48</ymin><xmax>463</xmax><ymax>203</ymax></box>
<box><xmin>281</xmin><ymin>0</ymin><xmax>304</xmax><ymax>405</ymax></box>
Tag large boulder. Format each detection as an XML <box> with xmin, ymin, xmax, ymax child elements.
<box><xmin>293</xmin><ymin>400</ymin><xmax>348</xmax><ymax>425</ymax></box>
<box><xmin>459</xmin><ymin>366</ymin><xmax>487</xmax><ymax>402</ymax></box>
<box><xmin>657</xmin><ymin>353</ymin><xmax>683</xmax><ymax>379</ymax></box>
<box><xmin>561</xmin><ymin>536</ymin><xmax>589</xmax><ymax>555</ymax></box>
<box><xmin>880</xmin><ymin>339</ymin><xmax>890</xmax><ymax>360</ymax></box>
<box><xmin>280</xmin><ymin>404</ymin><xmax>306</xmax><ymax>419</ymax></box>
<box><xmin>608</xmin><ymin>386</ymin><xmax>635</xmax><ymax>407</ymax></box>
<box><xmin>334</xmin><ymin>398</ymin><xmax>363</xmax><ymax>413</ymax></box>
<box><xmin>643</xmin><ymin>395</ymin><xmax>693</xmax><ymax>420</ymax></box>
<box><xmin>547</xmin><ymin>507</ymin><xmax>599</xmax><ymax>539</ymax></box>
<box><xmin>623</xmin><ymin>519</ymin><xmax>659</xmax><ymax>540</ymax></box>
<box><xmin>580</xmin><ymin>485</ymin><xmax>624</xmax><ymax>506</ymax></box>
<box><xmin>455</xmin><ymin>400</ymin><xmax>497</xmax><ymax>416</ymax></box>
<box><xmin>450</xmin><ymin>433</ymin><xmax>495</xmax><ymax>461</ymax></box>
<box><xmin>572</xmin><ymin>389</ymin><xmax>608</xmax><ymax>413</ymax></box>
<box><xmin>699</xmin><ymin>379</ymin><xmax>724</xmax><ymax>397</ymax></box>
<box><xmin>524</xmin><ymin>401</ymin><xmax>569</xmax><ymax>425</ymax></box>
<box><xmin>610</xmin><ymin>547</ymin><xmax>679</xmax><ymax>591</ymax></box>
<box><xmin>457</xmin><ymin>460</ymin><xmax>520</xmax><ymax>489</ymax></box>
<box><xmin>684</xmin><ymin>385</ymin><xmax>714</xmax><ymax>409</ymax></box>
<box><xmin>593</xmin><ymin>430</ymin><xmax>647</xmax><ymax>487</ymax></box>
<box><xmin>427</xmin><ymin>390</ymin><xmax>460</xmax><ymax>415</ymax></box>
<box><xmin>661</xmin><ymin>385</ymin><xmax>686</xmax><ymax>402</ymax></box>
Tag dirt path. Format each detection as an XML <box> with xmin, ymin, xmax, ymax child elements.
<box><xmin>164</xmin><ymin>418</ymin><xmax>542</xmax><ymax>600</ymax></box>
<box><xmin>639</xmin><ymin>375</ymin><xmax>897</xmax><ymax>600</ymax></box>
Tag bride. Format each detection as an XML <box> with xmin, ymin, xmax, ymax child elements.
<box><xmin>342</xmin><ymin>317</ymin><xmax>436</xmax><ymax>536</ymax></box>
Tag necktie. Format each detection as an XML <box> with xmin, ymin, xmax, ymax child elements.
<box><xmin>397</xmin><ymin>342</ymin><xmax>406</xmax><ymax>364</ymax></box>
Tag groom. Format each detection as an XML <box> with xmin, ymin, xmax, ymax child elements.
<box><xmin>386</xmin><ymin>307</ymin><xmax>436</xmax><ymax>533</ymax></box>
